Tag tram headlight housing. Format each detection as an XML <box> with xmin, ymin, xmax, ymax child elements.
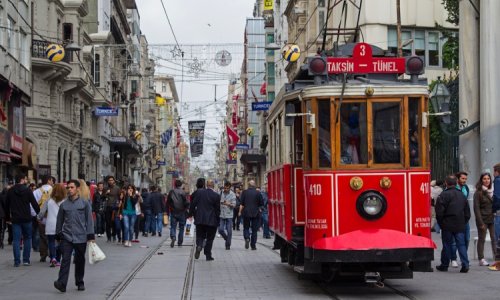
<box><xmin>356</xmin><ymin>191</ymin><xmax>387</xmax><ymax>220</ymax></box>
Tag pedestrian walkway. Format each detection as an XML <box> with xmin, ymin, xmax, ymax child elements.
<box><xmin>117</xmin><ymin>229</ymin><xmax>329</xmax><ymax>300</ymax></box>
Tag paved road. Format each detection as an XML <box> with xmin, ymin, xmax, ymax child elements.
<box><xmin>2</xmin><ymin>219</ymin><xmax>500</xmax><ymax>299</ymax></box>
<box><xmin>0</xmin><ymin>233</ymin><xmax>168</xmax><ymax>300</ymax></box>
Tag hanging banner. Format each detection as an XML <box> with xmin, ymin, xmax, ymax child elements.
<box><xmin>188</xmin><ymin>120</ymin><xmax>206</xmax><ymax>157</ymax></box>
<box><xmin>161</xmin><ymin>128</ymin><xmax>173</xmax><ymax>145</ymax></box>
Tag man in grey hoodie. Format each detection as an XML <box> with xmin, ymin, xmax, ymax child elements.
<box><xmin>54</xmin><ymin>179</ymin><xmax>95</xmax><ymax>293</ymax></box>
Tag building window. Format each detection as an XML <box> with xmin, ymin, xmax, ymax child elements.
<box><xmin>63</xmin><ymin>23</ymin><xmax>73</xmax><ymax>62</ymax></box>
<box><xmin>387</xmin><ymin>27</ymin><xmax>449</xmax><ymax>68</ymax></box>
<box><xmin>20</xmin><ymin>30</ymin><xmax>29</xmax><ymax>68</ymax></box>
<box><xmin>162</xmin><ymin>82</ymin><xmax>166</xmax><ymax>92</ymax></box>
<box><xmin>7</xmin><ymin>16</ymin><xmax>16</xmax><ymax>55</ymax></box>
<box><xmin>267</xmin><ymin>63</ymin><xmax>275</xmax><ymax>86</ymax></box>
<box><xmin>318</xmin><ymin>0</ymin><xmax>326</xmax><ymax>32</ymax></box>
<box><xmin>94</xmin><ymin>54</ymin><xmax>101</xmax><ymax>87</ymax></box>
<box><xmin>428</xmin><ymin>32</ymin><xmax>440</xmax><ymax>66</ymax></box>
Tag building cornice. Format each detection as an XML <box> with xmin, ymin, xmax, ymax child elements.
<box><xmin>61</xmin><ymin>0</ymin><xmax>89</xmax><ymax>17</ymax></box>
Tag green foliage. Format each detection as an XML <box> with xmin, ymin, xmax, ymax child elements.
<box><xmin>442</xmin><ymin>0</ymin><xmax>459</xmax><ymax>25</ymax></box>
<box><xmin>438</xmin><ymin>0</ymin><xmax>459</xmax><ymax>70</ymax></box>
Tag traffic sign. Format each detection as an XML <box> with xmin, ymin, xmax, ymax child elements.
<box><xmin>251</xmin><ymin>101</ymin><xmax>272</xmax><ymax>111</ymax></box>
<box><xmin>236</xmin><ymin>144</ymin><xmax>249</xmax><ymax>150</ymax></box>
<box><xmin>326</xmin><ymin>43</ymin><xmax>405</xmax><ymax>74</ymax></box>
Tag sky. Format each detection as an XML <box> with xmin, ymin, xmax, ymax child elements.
<box><xmin>135</xmin><ymin>0</ymin><xmax>256</xmax><ymax>170</ymax></box>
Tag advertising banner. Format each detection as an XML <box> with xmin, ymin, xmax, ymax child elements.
<box><xmin>188</xmin><ymin>120</ymin><xmax>206</xmax><ymax>157</ymax></box>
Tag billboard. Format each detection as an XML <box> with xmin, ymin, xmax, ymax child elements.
<box><xmin>188</xmin><ymin>120</ymin><xmax>206</xmax><ymax>158</ymax></box>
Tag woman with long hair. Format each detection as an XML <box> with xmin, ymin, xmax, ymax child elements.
<box><xmin>474</xmin><ymin>172</ymin><xmax>496</xmax><ymax>266</ymax></box>
<box><xmin>38</xmin><ymin>183</ymin><xmax>66</xmax><ymax>267</ymax></box>
<box><xmin>78</xmin><ymin>179</ymin><xmax>91</xmax><ymax>201</ymax></box>
<box><xmin>120</xmin><ymin>185</ymin><xmax>140</xmax><ymax>247</ymax></box>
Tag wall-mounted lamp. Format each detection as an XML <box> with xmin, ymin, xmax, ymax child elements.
<box><xmin>110</xmin><ymin>151</ymin><xmax>120</xmax><ymax>159</ymax></box>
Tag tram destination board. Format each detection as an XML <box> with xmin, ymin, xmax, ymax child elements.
<box><xmin>327</xmin><ymin>43</ymin><xmax>405</xmax><ymax>74</ymax></box>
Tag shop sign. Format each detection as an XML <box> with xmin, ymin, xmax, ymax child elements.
<box><xmin>94</xmin><ymin>107</ymin><xmax>119</xmax><ymax>116</ymax></box>
<box><xmin>11</xmin><ymin>134</ymin><xmax>23</xmax><ymax>153</ymax></box>
<box><xmin>251</xmin><ymin>101</ymin><xmax>272</xmax><ymax>111</ymax></box>
<box><xmin>109</xmin><ymin>136</ymin><xmax>127</xmax><ymax>143</ymax></box>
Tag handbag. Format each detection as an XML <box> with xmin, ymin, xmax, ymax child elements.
<box><xmin>88</xmin><ymin>242</ymin><xmax>106</xmax><ymax>264</ymax></box>
<box><xmin>163</xmin><ymin>213</ymin><xmax>169</xmax><ymax>226</ymax></box>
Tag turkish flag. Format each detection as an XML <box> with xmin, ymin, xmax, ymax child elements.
<box><xmin>227</xmin><ymin>125</ymin><xmax>239</xmax><ymax>151</ymax></box>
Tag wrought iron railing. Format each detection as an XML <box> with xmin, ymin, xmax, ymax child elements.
<box><xmin>32</xmin><ymin>39</ymin><xmax>71</xmax><ymax>63</ymax></box>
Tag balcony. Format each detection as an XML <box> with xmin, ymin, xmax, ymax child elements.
<box><xmin>32</xmin><ymin>40</ymin><xmax>72</xmax><ymax>80</ymax></box>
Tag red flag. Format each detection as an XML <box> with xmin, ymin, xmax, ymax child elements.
<box><xmin>227</xmin><ymin>125</ymin><xmax>239</xmax><ymax>151</ymax></box>
<box><xmin>176</xmin><ymin>124</ymin><xmax>181</xmax><ymax>147</ymax></box>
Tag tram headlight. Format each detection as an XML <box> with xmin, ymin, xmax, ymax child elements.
<box><xmin>356</xmin><ymin>191</ymin><xmax>387</xmax><ymax>220</ymax></box>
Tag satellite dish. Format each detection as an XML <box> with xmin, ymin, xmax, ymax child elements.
<box><xmin>215</xmin><ymin>50</ymin><xmax>232</xmax><ymax>66</ymax></box>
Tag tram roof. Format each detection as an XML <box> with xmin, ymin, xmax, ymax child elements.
<box><xmin>270</xmin><ymin>78</ymin><xmax>429</xmax><ymax>112</ymax></box>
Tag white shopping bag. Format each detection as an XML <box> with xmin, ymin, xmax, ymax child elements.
<box><xmin>88</xmin><ymin>242</ymin><xmax>106</xmax><ymax>264</ymax></box>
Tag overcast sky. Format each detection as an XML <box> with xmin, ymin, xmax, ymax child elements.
<box><xmin>136</xmin><ymin>0</ymin><xmax>256</xmax><ymax>170</ymax></box>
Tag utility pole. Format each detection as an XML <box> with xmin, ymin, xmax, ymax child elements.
<box><xmin>396</xmin><ymin>0</ymin><xmax>402</xmax><ymax>57</ymax></box>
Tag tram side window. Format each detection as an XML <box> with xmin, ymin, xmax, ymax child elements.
<box><xmin>340</xmin><ymin>103</ymin><xmax>367</xmax><ymax>164</ymax></box>
<box><xmin>318</xmin><ymin>100</ymin><xmax>331</xmax><ymax>168</ymax></box>
<box><xmin>305</xmin><ymin>101</ymin><xmax>312</xmax><ymax>168</ymax></box>
<box><xmin>409</xmin><ymin>98</ymin><xmax>420</xmax><ymax>167</ymax></box>
<box><xmin>373</xmin><ymin>102</ymin><xmax>401</xmax><ymax>164</ymax></box>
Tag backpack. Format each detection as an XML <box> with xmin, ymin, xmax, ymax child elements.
<box><xmin>38</xmin><ymin>187</ymin><xmax>52</xmax><ymax>217</ymax></box>
<box><xmin>171</xmin><ymin>190</ymin><xmax>188</xmax><ymax>213</ymax></box>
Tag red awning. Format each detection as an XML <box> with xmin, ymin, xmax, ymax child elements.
<box><xmin>260</xmin><ymin>82</ymin><xmax>267</xmax><ymax>95</ymax></box>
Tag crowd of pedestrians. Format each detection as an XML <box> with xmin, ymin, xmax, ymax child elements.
<box><xmin>432</xmin><ymin>163</ymin><xmax>500</xmax><ymax>273</ymax></box>
<box><xmin>0</xmin><ymin>173</ymin><xmax>272</xmax><ymax>292</ymax></box>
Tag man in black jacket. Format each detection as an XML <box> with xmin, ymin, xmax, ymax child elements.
<box><xmin>167</xmin><ymin>179</ymin><xmax>189</xmax><ymax>247</ymax></box>
<box><xmin>149</xmin><ymin>185</ymin><xmax>166</xmax><ymax>237</ymax></box>
<box><xmin>435</xmin><ymin>175</ymin><xmax>471</xmax><ymax>273</ymax></box>
<box><xmin>239</xmin><ymin>180</ymin><xmax>264</xmax><ymax>250</ymax></box>
<box><xmin>5</xmin><ymin>174</ymin><xmax>40</xmax><ymax>267</ymax></box>
<box><xmin>92</xmin><ymin>182</ymin><xmax>106</xmax><ymax>237</ymax></box>
<box><xmin>189</xmin><ymin>178</ymin><xmax>220</xmax><ymax>261</ymax></box>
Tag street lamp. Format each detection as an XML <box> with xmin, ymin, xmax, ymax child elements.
<box><xmin>430</xmin><ymin>76</ymin><xmax>452</xmax><ymax>124</ymax></box>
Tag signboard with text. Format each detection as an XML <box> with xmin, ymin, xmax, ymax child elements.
<box><xmin>327</xmin><ymin>43</ymin><xmax>406</xmax><ymax>74</ymax></box>
<box><xmin>235</xmin><ymin>144</ymin><xmax>249</xmax><ymax>150</ymax></box>
<box><xmin>251</xmin><ymin>101</ymin><xmax>272</xmax><ymax>111</ymax></box>
<box><xmin>94</xmin><ymin>107</ymin><xmax>119</xmax><ymax>116</ymax></box>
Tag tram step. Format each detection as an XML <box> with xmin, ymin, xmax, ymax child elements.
<box><xmin>293</xmin><ymin>266</ymin><xmax>305</xmax><ymax>274</ymax></box>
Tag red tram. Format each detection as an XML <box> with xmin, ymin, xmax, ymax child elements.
<box><xmin>266</xmin><ymin>43</ymin><xmax>435</xmax><ymax>281</ymax></box>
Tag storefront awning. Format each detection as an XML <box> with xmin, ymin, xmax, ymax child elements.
<box><xmin>240</xmin><ymin>153</ymin><xmax>266</xmax><ymax>164</ymax></box>
<box><xmin>108</xmin><ymin>136</ymin><xmax>141</xmax><ymax>154</ymax></box>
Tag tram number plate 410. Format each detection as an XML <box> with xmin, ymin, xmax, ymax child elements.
<box><xmin>309</xmin><ymin>184</ymin><xmax>322</xmax><ymax>196</ymax></box>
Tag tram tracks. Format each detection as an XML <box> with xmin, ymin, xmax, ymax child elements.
<box><xmin>249</xmin><ymin>235</ymin><xmax>418</xmax><ymax>300</ymax></box>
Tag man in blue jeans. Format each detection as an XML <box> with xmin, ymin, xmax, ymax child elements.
<box><xmin>5</xmin><ymin>173</ymin><xmax>40</xmax><ymax>267</ymax></box>
<box><xmin>218</xmin><ymin>181</ymin><xmax>236</xmax><ymax>250</ymax></box>
<box><xmin>435</xmin><ymin>175</ymin><xmax>471</xmax><ymax>273</ymax></box>
<box><xmin>167</xmin><ymin>180</ymin><xmax>189</xmax><ymax>247</ymax></box>
<box><xmin>149</xmin><ymin>185</ymin><xmax>165</xmax><ymax>237</ymax></box>
<box><xmin>239</xmin><ymin>180</ymin><xmax>264</xmax><ymax>250</ymax></box>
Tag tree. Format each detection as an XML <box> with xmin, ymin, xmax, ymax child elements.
<box><xmin>440</xmin><ymin>0</ymin><xmax>459</xmax><ymax>70</ymax></box>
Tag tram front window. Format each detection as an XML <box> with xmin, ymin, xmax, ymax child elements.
<box><xmin>340</xmin><ymin>103</ymin><xmax>367</xmax><ymax>164</ymax></box>
<box><xmin>373</xmin><ymin>102</ymin><xmax>401</xmax><ymax>164</ymax></box>
<box><xmin>318</xmin><ymin>100</ymin><xmax>331</xmax><ymax>168</ymax></box>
